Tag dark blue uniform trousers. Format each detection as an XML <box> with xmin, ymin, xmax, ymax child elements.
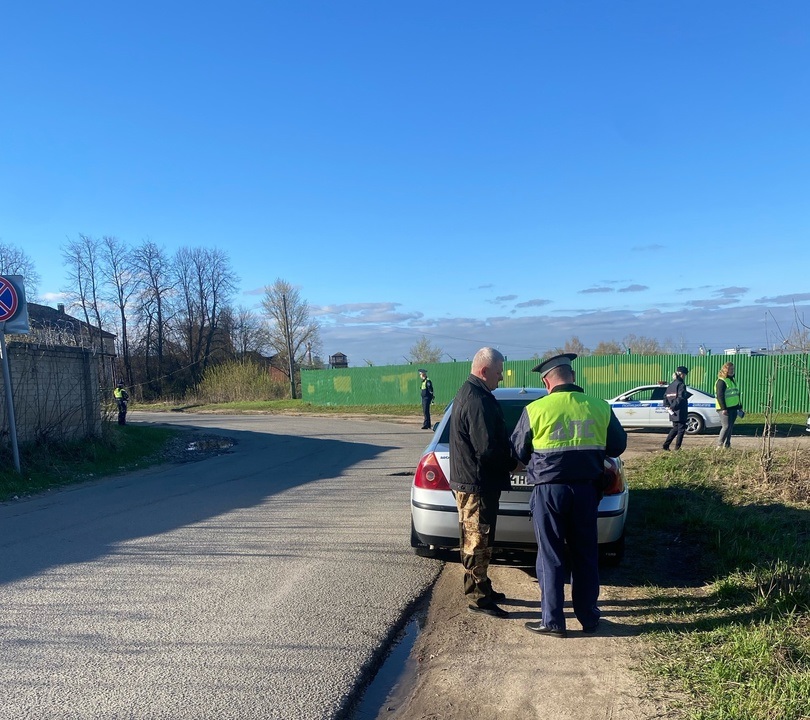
<box><xmin>529</xmin><ymin>482</ymin><xmax>600</xmax><ymax>631</ymax></box>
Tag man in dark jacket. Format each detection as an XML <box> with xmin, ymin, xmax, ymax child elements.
<box><xmin>418</xmin><ymin>369</ymin><xmax>434</xmax><ymax>429</ymax></box>
<box><xmin>662</xmin><ymin>366</ymin><xmax>690</xmax><ymax>450</ymax></box>
<box><xmin>511</xmin><ymin>353</ymin><xmax>627</xmax><ymax>637</ymax></box>
<box><xmin>449</xmin><ymin>347</ymin><xmax>517</xmax><ymax>618</ymax></box>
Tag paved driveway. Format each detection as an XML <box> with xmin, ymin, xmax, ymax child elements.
<box><xmin>0</xmin><ymin>413</ymin><xmax>439</xmax><ymax>720</ymax></box>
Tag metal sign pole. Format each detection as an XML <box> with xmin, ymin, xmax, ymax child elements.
<box><xmin>0</xmin><ymin>324</ymin><xmax>21</xmax><ymax>473</ymax></box>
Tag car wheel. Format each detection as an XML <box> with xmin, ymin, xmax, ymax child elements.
<box><xmin>599</xmin><ymin>532</ymin><xmax>625</xmax><ymax>566</ymax></box>
<box><xmin>686</xmin><ymin>413</ymin><xmax>705</xmax><ymax>435</ymax></box>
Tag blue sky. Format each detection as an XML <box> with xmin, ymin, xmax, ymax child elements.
<box><xmin>2</xmin><ymin>1</ymin><xmax>809</xmax><ymax>365</ymax></box>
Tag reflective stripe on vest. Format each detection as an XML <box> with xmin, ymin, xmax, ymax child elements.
<box><xmin>525</xmin><ymin>391</ymin><xmax>611</xmax><ymax>452</ymax></box>
<box><xmin>716</xmin><ymin>377</ymin><xmax>741</xmax><ymax>409</ymax></box>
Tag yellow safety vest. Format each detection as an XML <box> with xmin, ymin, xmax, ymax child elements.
<box><xmin>525</xmin><ymin>391</ymin><xmax>611</xmax><ymax>452</ymax></box>
<box><xmin>522</xmin><ymin>390</ymin><xmax>613</xmax><ymax>484</ymax></box>
<box><xmin>715</xmin><ymin>377</ymin><xmax>741</xmax><ymax>409</ymax></box>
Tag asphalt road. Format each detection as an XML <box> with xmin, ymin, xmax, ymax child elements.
<box><xmin>0</xmin><ymin>412</ymin><xmax>441</xmax><ymax>720</ymax></box>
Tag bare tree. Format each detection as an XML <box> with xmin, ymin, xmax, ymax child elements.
<box><xmin>409</xmin><ymin>336</ymin><xmax>443</xmax><ymax>365</ymax></box>
<box><xmin>100</xmin><ymin>236</ymin><xmax>139</xmax><ymax>387</ymax></box>
<box><xmin>563</xmin><ymin>336</ymin><xmax>590</xmax><ymax>356</ymax></box>
<box><xmin>131</xmin><ymin>240</ymin><xmax>174</xmax><ymax>396</ymax></box>
<box><xmin>0</xmin><ymin>242</ymin><xmax>41</xmax><ymax>300</ymax></box>
<box><xmin>170</xmin><ymin>247</ymin><xmax>238</xmax><ymax>384</ymax></box>
<box><xmin>782</xmin><ymin>317</ymin><xmax>810</xmax><ymax>353</ymax></box>
<box><xmin>261</xmin><ymin>279</ymin><xmax>320</xmax><ymax>399</ymax></box>
<box><xmin>622</xmin><ymin>334</ymin><xmax>663</xmax><ymax>355</ymax></box>
<box><xmin>62</xmin><ymin>234</ymin><xmax>106</xmax><ymax>352</ymax></box>
<box><xmin>592</xmin><ymin>340</ymin><xmax>624</xmax><ymax>355</ymax></box>
<box><xmin>230</xmin><ymin>305</ymin><xmax>270</xmax><ymax>359</ymax></box>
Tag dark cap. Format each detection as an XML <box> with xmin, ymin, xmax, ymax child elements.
<box><xmin>676</xmin><ymin>366</ymin><xmax>689</xmax><ymax>375</ymax></box>
<box><xmin>418</xmin><ymin>368</ymin><xmax>427</xmax><ymax>374</ymax></box>
<box><xmin>531</xmin><ymin>353</ymin><xmax>578</xmax><ymax>377</ymax></box>
<box><xmin>116</xmin><ymin>381</ymin><xmax>124</xmax><ymax>387</ymax></box>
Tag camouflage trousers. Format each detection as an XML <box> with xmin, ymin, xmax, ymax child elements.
<box><xmin>455</xmin><ymin>490</ymin><xmax>500</xmax><ymax>606</ymax></box>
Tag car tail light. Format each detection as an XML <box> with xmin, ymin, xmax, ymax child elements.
<box><xmin>414</xmin><ymin>452</ymin><xmax>451</xmax><ymax>491</ymax></box>
<box><xmin>602</xmin><ymin>457</ymin><xmax>626</xmax><ymax>496</ymax></box>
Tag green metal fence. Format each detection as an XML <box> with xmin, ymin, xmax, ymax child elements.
<box><xmin>301</xmin><ymin>354</ymin><xmax>810</xmax><ymax>414</ymax></box>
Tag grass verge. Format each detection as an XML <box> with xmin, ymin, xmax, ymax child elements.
<box><xmin>0</xmin><ymin>424</ymin><xmax>179</xmax><ymax>502</ymax></box>
<box><xmin>624</xmin><ymin>446</ymin><xmax>810</xmax><ymax>720</ymax></box>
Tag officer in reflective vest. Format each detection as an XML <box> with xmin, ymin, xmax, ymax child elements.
<box><xmin>715</xmin><ymin>361</ymin><xmax>744</xmax><ymax>448</ymax></box>
<box><xmin>113</xmin><ymin>382</ymin><xmax>129</xmax><ymax>425</ymax></box>
<box><xmin>511</xmin><ymin>353</ymin><xmax>627</xmax><ymax>638</ymax></box>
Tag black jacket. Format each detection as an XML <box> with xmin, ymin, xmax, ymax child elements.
<box><xmin>449</xmin><ymin>375</ymin><xmax>517</xmax><ymax>494</ymax></box>
<box><xmin>663</xmin><ymin>377</ymin><xmax>689</xmax><ymax>422</ymax></box>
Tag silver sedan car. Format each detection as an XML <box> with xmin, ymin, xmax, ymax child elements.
<box><xmin>410</xmin><ymin>387</ymin><xmax>629</xmax><ymax>564</ymax></box>
<box><xmin>607</xmin><ymin>384</ymin><xmax>721</xmax><ymax>435</ymax></box>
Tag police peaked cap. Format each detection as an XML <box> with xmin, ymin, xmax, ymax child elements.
<box><xmin>418</xmin><ymin>368</ymin><xmax>427</xmax><ymax>374</ymax></box>
<box><xmin>676</xmin><ymin>366</ymin><xmax>689</xmax><ymax>374</ymax></box>
<box><xmin>531</xmin><ymin>353</ymin><xmax>578</xmax><ymax>377</ymax></box>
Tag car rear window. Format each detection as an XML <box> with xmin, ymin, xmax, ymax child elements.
<box><xmin>438</xmin><ymin>399</ymin><xmax>531</xmax><ymax>443</ymax></box>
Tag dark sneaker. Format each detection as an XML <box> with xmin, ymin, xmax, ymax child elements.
<box><xmin>524</xmin><ymin>621</ymin><xmax>567</xmax><ymax>638</ymax></box>
<box><xmin>581</xmin><ymin>620</ymin><xmax>600</xmax><ymax>634</ymax></box>
<box><xmin>468</xmin><ymin>603</ymin><xmax>509</xmax><ymax>619</ymax></box>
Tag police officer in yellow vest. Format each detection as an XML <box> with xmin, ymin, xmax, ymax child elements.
<box><xmin>113</xmin><ymin>382</ymin><xmax>129</xmax><ymax>425</ymax></box>
<box><xmin>715</xmin><ymin>361</ymin><xmax>744</xmax><ymax>448</ymax></box>
<box><xmin>511</xmin><ymin>353</ymin><xmax>627</xmax><ymax>637</ymax></box>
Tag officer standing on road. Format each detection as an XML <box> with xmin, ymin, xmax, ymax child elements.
<box><xmin>113</xmin><ymin>381</ymin><xmax>129</xmax><ymax>426</ymax></box>
<box><xmin>511</xmin><ymin>353</ymin><xmax>627</xmax><ymax>637</ymax></box>
<box><xmin>449</xmin><ymin>347</ymin><xmax>517</xmax><ymax>619</ymax></box>
<box><xmin>662</xmin><ymin>366</ymin><xmax>690</xmax><ymax>450</ymax></box>
<box><xmin>418</xmin><ymin>368</ymin><xmax>434</xmax><ymax>429</ymax></box>
<box><xmin>715</xmin><ymin>361</ymin><xmax>744</xmax><ymax>448</ymax></box>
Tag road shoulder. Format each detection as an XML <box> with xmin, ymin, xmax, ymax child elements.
<box><xmin>379</xmin><ymin>559</ymin><xmax>673</xmax><ymax>720</ymax></box>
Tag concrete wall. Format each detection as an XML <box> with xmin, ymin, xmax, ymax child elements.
<box><xmin>0</xmin><ymin>343</ymin><xmax>102</xmax><ymax>446</ymax></box>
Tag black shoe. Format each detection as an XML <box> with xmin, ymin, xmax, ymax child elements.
<box><xmin>524</xmin><ymin>621</ymin><xmax>566</xmax><ymax>638</ymax></box>
<box><xmin>662</xmin><ymin>445</ymin><xmax>670</xmax><ymax>451</ymax></box>
<box><xmin>582</xmin><ymin>620</ymin><xmax>600</xmax><ymax>634</ymax></box>
<box><xmin>468</xmin><ymin>603</ymin><xmax>509</xmax><ymax>619</ymax></box>
<box><xmin>490</xmin><ymin>590</ymin><xmax>507</xmax><ymax>603</ymax></box>
<box><xmin>420</xmin><ymin>425</ymin><xmax>430</xmax><ymax>430</ymax></box>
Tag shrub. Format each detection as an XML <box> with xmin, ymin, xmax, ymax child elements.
<box><xmin>193</xmin><ymin>360</ymin><xmax>287</xmax><ymax>404</ymax></box>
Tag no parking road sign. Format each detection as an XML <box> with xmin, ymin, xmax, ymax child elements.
<box><xmin>0</xmin><ymin>274</ymin><xmax>29</xmax><ymax>473</ymax></box>
<box><xmin>0</xmin><ymin>275</ymin><xmax>29</xmax><ymax>334</ymax></box>
<box><xmin>0</xmin><ymin>276</ymin><xmax>19</xmax><ymax>322</ymax></box>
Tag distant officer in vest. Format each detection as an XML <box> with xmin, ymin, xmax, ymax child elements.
<box><xmin>113</xmin><ymin>382</ymin><xmax>129</xmax><ymax>425</ymax></box>
<box><xmin>715</xmin><ymin>362</ymin><xmax>744</xmax><ymax>448</ymax></box>
<box><xmin>511</xmin><ymin>353</ymin><xmax>627</xmax><ymax>637</ymax></box>
<box><xmin>662</xmin><ymin>366</ymin><xmax>690</xmax><ymax>450</ymax></box>
<box><xmin>418</xmin><ymin>369</ymin><xmax>434</xmax><ymax>429</ymax></box>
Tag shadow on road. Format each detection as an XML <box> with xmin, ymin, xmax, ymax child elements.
<box><xmin>0</xmin><ymin>420</ymin><xmax>398</xmax><ymax>586</ymax></box>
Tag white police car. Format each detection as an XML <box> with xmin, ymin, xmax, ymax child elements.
<box><xmin>607</xmin><ymin>384</ymin><xmax>721</xmax><ymax>435</ymax></box>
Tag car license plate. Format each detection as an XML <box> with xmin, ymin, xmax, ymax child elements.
<box><xmin>510</xmin><ymin>473</ymin><xmax>529</xmax><ymax>489</ymax></box>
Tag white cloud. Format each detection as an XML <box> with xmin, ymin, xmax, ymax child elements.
<box><xmin>317</xmin><ymin>298</ymin><xmax>810</xmax><ymax>366</ymax></box>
